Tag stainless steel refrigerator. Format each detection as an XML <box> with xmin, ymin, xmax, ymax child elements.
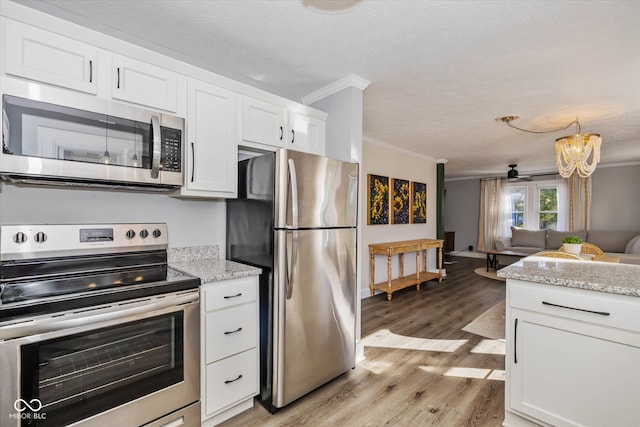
<box><xmin>226</xmin><ymin>149</ymin><xmax>358</xmax><ymax>411</ymax></box>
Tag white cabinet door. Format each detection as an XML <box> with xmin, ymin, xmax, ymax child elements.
<box><xmin>241</xmin><ymin>97</ymin><xmax>286</xmax><ymax>147</ymax></box>
<box><xmin>111</xmin><ymin>54</ymin><xmax>177</xmax><ymax>112</ymax></box>
<box><xmin>286</xmin><ymin>112</ymin><xmax>325</xmax><ymax>154</ymax></box>
<box><xmin>507</xmin><ymin>281</ymin><xmax>640</xmax><ymax>427</ymax></box>
<box><xmin>180</xmin><ymin>79</ymin><xmax>237</xmax><ymax>198</ymax></box>
<box><xmin>4</xmin><ymin>19</ymin><xmax>98</xmax><ymax>94</ymax></box>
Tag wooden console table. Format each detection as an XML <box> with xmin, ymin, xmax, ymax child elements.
<box><xmin>369</xmin><ymin>239</ymin><xmax>443</xmax><ymax>301</ymax></box>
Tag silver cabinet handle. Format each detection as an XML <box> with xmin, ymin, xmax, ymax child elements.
<box><xmin>117</xmin><ymin>67</ymin><xmax>120</xmax><ymax>88</ymax></box>
<box><xmin>89</xmin><ymin>60</ymin><xmax>93</xmax><ymax>83</ymax></box>
<box><xmin>150</xmin><ymin>116</ymin><xmax>161</xmax><ymax>178</ymax></box>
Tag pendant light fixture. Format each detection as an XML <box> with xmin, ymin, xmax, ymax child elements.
<box><xmin>496</xmin><ymin>116</ymin><xmax>601</xmax><ymax>178</ymax></box>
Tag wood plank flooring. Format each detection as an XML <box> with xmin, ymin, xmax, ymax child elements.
<box><xmin>218</xmin><ymin>256</ymin><xmax>506</xmax><ymax>426</ymax></box>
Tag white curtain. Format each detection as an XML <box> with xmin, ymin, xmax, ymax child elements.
<box><xmin>568</xmin><ymin>174</ymin><xmax>592</xmax><ymax>230</ymax></box>
<box><xmin>478</xmin><ymin>178</ymin><xmax>510</xmax><ymax>252</ymax></box>
<box><xmin>556</xmin><ymin>176</ymin><xmax>569</xmax><ymax>230</ymax></box>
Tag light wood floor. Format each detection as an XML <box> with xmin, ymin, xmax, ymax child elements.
<box><xmin>219</xmin><ymin>256</ymin><xmax>506</xmax><ymax>426</ymax></box>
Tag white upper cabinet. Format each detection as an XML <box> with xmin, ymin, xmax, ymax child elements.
<box><xmin>240</xmin><ymin>96</ymin><xmax>326</xmax><ymax>155</ymax></box>
<box><xmin>241</xmin><ymin>97</ymin><xmax>286</xmax><ymax>147</ymax></box>
<box><xmin>177</xmin><ymin>79</ymin><xmax>237</xmax><ymax>198</ymax></box>
<box><xmin>4</xmin><ymin>19</ymin><xmax>98</xmax><ymax>94</ymax></box>
<box><xmin>111</xmin><ymin>54</ymin><xmax>178</xmax><ymax>112</ymax></box>
<box><xmin>286</xmin><ymin>111</ymin><xmax>326</xmax><ymax>154</ymax></box>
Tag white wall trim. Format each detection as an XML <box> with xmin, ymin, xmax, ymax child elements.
<box><xmin>301</xmin><ymin>74</ymin><xmax>371</xmax><ymax>105</ymax></box>
<box><xmin>363</xmin><ymin>136</ymin><xmax>438</xmax><ymax>162</ymax></box>
<box><xmin>446</xmin><ymin>162</ymin><xmax>640</xmax><ymax>183</ymax></box>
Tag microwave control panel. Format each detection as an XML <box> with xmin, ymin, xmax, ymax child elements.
<box><xmin>161</xmin><ymin>127</ymin><xmax>182</xmax><ymax>172</ymax></box>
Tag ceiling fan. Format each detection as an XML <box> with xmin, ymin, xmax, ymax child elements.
<box><xmin>507</xmin><ymin>164</ymin><xmax>532</xmax><ymax>182</ymax></box>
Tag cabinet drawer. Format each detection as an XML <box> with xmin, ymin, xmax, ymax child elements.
<box><xmin>204</xmin><ymin>348</ymin><xmax>258</xmax><ymax>417</ymax></box>
<box><xmin>509</xmin><ymin>279</ymin><xmax>640</xmax><ymax>332</ymax></box>
<box><xmin>203</xmin><ymin>277</ymin><xmax>257</xmax><ymax>311</ymax></box>
<box><xmin>205</xmin><ymin>302</ymin><xmax>257</xmax><ymax>363</ymax></box>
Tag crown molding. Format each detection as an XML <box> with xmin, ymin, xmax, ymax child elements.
<box><xmin>301</xmin><ymin>74</ymin><xmax>371</xmax><ymax>105</ymax></box>
<box><xmin>362</xmin><ymin>136</ymin><xmax>438</xmax><ymax>162</ymax></box>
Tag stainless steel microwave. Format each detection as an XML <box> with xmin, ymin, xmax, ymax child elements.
<box><xmin>1</xmin><ymin>95</ymin><xmax>184</xmax><ymax>190</ymax></box>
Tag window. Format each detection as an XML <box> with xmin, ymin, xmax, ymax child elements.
<box><xmin>508</xmin><ymin>180</ymin><xmax>564</xmax><ymax>230</ymax></box>
<box><xmin>537</xmin><ymin>186</ymin><xmax>558</xmax><ymax>229</ymax></box>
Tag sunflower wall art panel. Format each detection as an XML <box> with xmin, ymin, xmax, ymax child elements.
<box><xmin>391</xmin><ymin>178</ymin><xmax>410</xmax><ymax>224</ymax></box>
<box><xmin>367</xmin><ymin>174</ymin><xmax>389</xmax><ymax>225</ymax></box>
<box><xmin>411</xmin><ymin>181</ymin><xmax>427</xmax><ymax>224</ymax></box>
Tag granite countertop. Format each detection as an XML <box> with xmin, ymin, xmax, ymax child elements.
<box><xmin>497</xmin><ymin>255</ymin><xmax>640</xmax><ymax>297</ymax></box>
<box><xmin>170</xmin><ymin>258</ymin><xmax>261</xmax><ymax>284</ymax></box>
<box><xmin>167</xmin><ymin>245</ymin><xmax>261</xmax><ymax>284</ymax></box>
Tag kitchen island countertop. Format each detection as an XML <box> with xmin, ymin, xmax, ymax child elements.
<box><xmin>497</xmin><ymin>255</ymin><xmax>640</xmax><ymax>297</ymax></box>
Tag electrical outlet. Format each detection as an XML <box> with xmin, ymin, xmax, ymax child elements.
<box><xmin>468</xmin><ymin>245</ymin><xmax>473</xmax><ymax>251</ymax></box>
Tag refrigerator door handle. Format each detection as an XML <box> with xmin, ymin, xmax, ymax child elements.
<box><xmin>285</xmin><ymin>229</ymin><xmax>298</xmax><ymax>299</ymax></box>
<box><xmin>287</xmin><ymin>158</ymin><xmax>299</xmax><ymax>229</ymax></box>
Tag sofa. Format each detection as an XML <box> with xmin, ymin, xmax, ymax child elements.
<box><xmin>495</xmin><ymin>227</ymin><xmax>640</xmax><ymax>265</ymax></box>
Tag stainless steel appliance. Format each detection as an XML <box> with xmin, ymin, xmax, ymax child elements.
<box><xmin>1</xmin><ymin>94</ymin><xmax>184</xmax><ymax>190</ymax></box>
<box><xmin>0</xmin><ymin>224</ymin><xmax>200</xmax><ymax>426</ymax></box>
<box><xmin>226</xmin><ymin>149</ymin><xmax>358</xmax><ymax>411</ymax></box>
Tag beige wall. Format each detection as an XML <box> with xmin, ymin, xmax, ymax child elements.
<box><xmin>361</xmin><ymin>140</ymin><xmax>438</xmax><ymax>299</ymax></box>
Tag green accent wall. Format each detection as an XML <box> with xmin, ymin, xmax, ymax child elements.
<box><xmin>436</xmin><ymin>163</ymin><xmax>445</xmax><ymax>239</ymax></box>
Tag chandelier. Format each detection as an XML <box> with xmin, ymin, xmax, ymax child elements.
<box><xmin>496</xmin><ymin>115</ymin><xmax>601</xmax><ymax>178</ymax></box>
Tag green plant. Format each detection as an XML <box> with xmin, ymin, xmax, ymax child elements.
<box><xmin>561</xmin><ymin>236</ymin><xmax>583</xmax><ymax>244</ymax></box>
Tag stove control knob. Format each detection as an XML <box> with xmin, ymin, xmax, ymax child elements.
<box><xmin>125</xmin><ymin>229</ymin><xmax>136</xmax><ymax>239</ymax></box>
<box><xmin>13</xmin><ymin>232</ymin><xmax>27</xmax><ymax>244</ymax></box>
<box><xmin>34</xmin><ymin>231</ymin><xmax>47</xmax><ymax>243</ymax></box>
<box><xmin>139</xmin><ymin>229</ymin><xmax>149</xmax><ymax>239</ymax></box>
<box><xmin>152</xmin><ymin>228</ymin><xmax>162</xmax><ymax>238</ymax></box>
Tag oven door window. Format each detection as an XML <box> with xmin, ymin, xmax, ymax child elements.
<box><xmin>20</xmin><ymin>312</ymin><xmax>183</xmax><ymax>426</ymax></box>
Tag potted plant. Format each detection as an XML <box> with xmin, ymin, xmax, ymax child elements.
<box><xmin>561</xmin><ymin>236</ymin><xmax>583</xmax><ymax>255</ymax></box>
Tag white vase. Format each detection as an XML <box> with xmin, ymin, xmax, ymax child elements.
<box><xmin>563</xmin><ymin>243</ymin><xmax>582</xmax><ymax>255</ymax></box>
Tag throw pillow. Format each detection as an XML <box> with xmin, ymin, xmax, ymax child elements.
<box><xmin>547</xmin><ymin>229</ymin><xmax>588</xmax><ymax>249</ymax></box>
<box><xmin>625</xmin><ymin>235</ymin><xmax>640</xmax><ymax>254</ymax></box>
<box><xmin>511</xmin><ymin>226</ymin><xmax>546</xmax><ymax>248</ymax></box>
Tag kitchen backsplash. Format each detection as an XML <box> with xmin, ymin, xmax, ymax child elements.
<box><xmin>167</xmin><ymin>245</ymin><xmax>219</xmax><ymax>263</ymax></box>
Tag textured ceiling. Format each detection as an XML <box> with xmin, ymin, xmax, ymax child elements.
<box><xmin>16</xmin><ymin>0</ymin><xmax>640</xmax><ymax>179</ymax></box>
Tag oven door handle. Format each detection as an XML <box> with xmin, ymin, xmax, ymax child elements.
<box><xmin>0</xmin><ymin>291</ymin><xmax>199</xmax><ymax>341</ymax></box>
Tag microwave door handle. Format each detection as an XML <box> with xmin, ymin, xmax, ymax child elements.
<box><xmin>150</xmin><ymin>116</ymin><xmax>161</xmax><ymax>178</ymax></box>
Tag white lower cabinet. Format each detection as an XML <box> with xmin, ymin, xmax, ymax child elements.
<box><xmin>201</xmin><ymin>276</ymin><xmax>259</xmax><ymax>426</ymax></box>
<box><xmin>505</xmin><ymin>279</ymin><xmax>640</xmax><ymax>427</ymax></box>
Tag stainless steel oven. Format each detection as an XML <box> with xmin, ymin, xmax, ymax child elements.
<box><xmin>0</xmin><ymin>224</ymin><xmax>200</xmax><ymax>427</ymax></box>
